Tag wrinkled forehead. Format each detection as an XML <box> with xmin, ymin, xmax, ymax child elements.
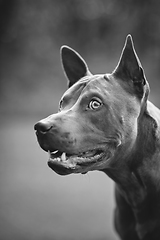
<box><xmin>62</xmin><ymin>74</ymin><xmax>112</xmax><ymax>99</ymax></box>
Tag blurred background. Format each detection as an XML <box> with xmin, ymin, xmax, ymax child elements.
<box><xmin>1</xmin><ymin>0</ymin><xmax>160</xmax><ymax>239</ymax></box>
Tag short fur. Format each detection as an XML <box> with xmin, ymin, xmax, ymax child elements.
<box><xmin>34</xmin><ymin>35</ymin><xmax>160</xmax><ymax>240</ymax></box>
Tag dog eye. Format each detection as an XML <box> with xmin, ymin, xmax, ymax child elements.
<box><xmin>88</xmin><ymin>99</ymin><xmax>102</xmax><ymax>110</ymax></box>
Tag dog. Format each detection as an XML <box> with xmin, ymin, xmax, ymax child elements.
<box><xmin>34</xmin><ymin>35</ymin><xmax>160</xmax><ymax>240</ymax></box>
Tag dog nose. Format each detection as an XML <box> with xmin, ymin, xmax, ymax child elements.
<box><xmin>34</xmin><ymin>121</ymin><xmax>52</xmax><ymax>133</ymax></box>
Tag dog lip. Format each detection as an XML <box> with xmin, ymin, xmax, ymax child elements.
<box><xmin>48</xmin><ymin>148</ymin><xmax>107</xmax><ymax>170</ymax></box>
<box><xmin>48</xmin><ymin>148</ymin><xmax>105</xmax><ymax>161</ymax></box>
<box><xmin>47</xmin><ymin>160</ymin><xmax>75</xmax><ymax>175</ymax></box>
<box><xmin>48</xmin><ymin>150</ymin><xmax>77</xmax><ymax>175</ymax></box>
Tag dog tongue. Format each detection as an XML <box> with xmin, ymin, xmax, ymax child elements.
<box><xmin>81</xmin><ymin>150</ymin><xmax>97</xmax><ymax>157</ymax></box>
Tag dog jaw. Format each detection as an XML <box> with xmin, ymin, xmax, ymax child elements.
<box><xmin>47</xmin><ymin>147</ymin><xmax>115</xmax><ymax>175</ymax></box>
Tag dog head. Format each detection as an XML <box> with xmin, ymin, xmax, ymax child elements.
<box><xmin>34</xmin><ymin>35</ymin><xmax>149</xmax><ymax>175</ymax></box>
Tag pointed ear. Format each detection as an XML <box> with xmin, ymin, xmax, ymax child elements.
<box><xmin>113</xmin><ymin>35</ymin><xmax>147</xmax><ymax>98</ymax></box>
<box><xmin>60</xmin><ymin>46</ymin><xmax>92</xmax><ymax>88</ymax></box>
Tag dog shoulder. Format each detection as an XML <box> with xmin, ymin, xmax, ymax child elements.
<box><xmin>146</xmin><ymin>100</ymin><xmax>160</xmax><ymax>140</ymax></box>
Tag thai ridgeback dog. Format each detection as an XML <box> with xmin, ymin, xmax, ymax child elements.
<box><xmin>34</xmin><ymin>35</ymin><xmax>160</xmax><ymax>240</ymax></box>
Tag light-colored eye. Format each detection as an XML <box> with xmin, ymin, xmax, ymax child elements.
<box><xmin>88</xmin><ymin>99</ymin><xmax>102</xmax><ymax>110</ymax></box>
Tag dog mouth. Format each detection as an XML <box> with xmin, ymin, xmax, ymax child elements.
<box><xmin>48</xmin><ymin>148</ymin><xmax>107</xmax><ymax>175</ymax></box>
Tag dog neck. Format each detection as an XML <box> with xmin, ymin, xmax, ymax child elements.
<box><xmin>102</xmin><ymin>100</ymin><xmax>160</xmax><ymax>209</ymax></box>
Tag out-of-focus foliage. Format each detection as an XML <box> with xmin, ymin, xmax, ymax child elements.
<box><xmin>1</xmin><ymin>0</ymin><xmax>160</xmax><ymax>53</ymax></box>
<box><xmin>1</xmin><ymin>2</ymin><xmax>160</xmax><ymax>240</ymax></box>
<box><xmin>0</xmin><ymin>0</ymin><xmax>160</xmax><ymax>115</ymax></box>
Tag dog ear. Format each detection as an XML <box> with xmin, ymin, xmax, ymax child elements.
<box><xmin>60</xmin><ymin>46</ymin><xmax>91</xmax><ymax>87</ymax></box>
<box><xmin>113</xmin><ymin>35</ymin><xmax>147</xmax><ymax>98</ymax></box>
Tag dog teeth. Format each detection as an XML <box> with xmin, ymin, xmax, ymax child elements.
<box><xmin>61</xmin><ymin>152</ymin><xmax>66</xmax><ymax>162</ymax></box>
<box><xmin>48</xmin><ymin>150</ymin><xmax>67</xmax><ymax>162</ymax></box>
<box><xmin>52</xmin><ymin>150</ymin><xmax>58</xmax><ymax>154</ymax></box>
